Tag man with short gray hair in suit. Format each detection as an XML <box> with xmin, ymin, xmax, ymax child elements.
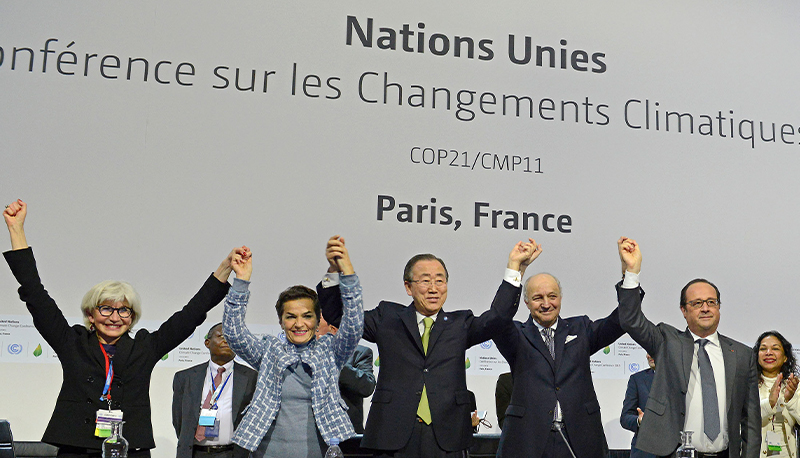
<box><xmin>616</xmin><ymin>237</ymin><xmax>759</xmax><ymax>458</ymax></box>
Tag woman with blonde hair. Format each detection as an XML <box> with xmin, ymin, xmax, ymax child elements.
<box><xmin>3</xmin><ymin>199</ymin><xmax>243</xmax><ymax>458</ymax></box>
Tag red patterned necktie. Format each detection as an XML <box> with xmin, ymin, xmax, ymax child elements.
<box><xmin>194</xmin><ymin>367</ymin><xmax>225</xmax><ymax>442</ymax></box>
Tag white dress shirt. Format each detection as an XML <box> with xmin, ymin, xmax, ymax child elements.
<box><xmin>197</xmin><ymin>359</ymin><xmax>235</xmax><ymax>446</ymax></box>
<box><xmin>685</xmin><ymin>330</ymin><xmax>728</xmax><ymax>453</ymax></box>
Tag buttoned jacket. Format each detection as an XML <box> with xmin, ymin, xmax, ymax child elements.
<box><xmin>318</xmin><ymin>280</ymin><xmax>520</xmax><ymax>452</ymax></box>
<box><xmin>493</xmin><ymin>307</ymin><xmax>625</xmax><ymax>458</ymax></box>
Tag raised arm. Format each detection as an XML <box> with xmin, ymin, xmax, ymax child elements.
<box><xmin>316</xmin><ymin>236</ymin><xmax>350</xmax><ymax>331</ymax></box>
<box><xmin>467</xmin><ymin>239</ymin><xmax>539</xmax><ymax>348</ymax></box>
<box><xmin>3</xmin><ymin>200</ymin><xmax>75</xmax><ymax>353</ymax></box>
<box><xmin>150</xmin><ymin>247</ymin><xmax>242</xmax><ymax>356</ymax></box>
<box><xmin>223</xmin><ymin>249</ymin><xmax>266</xmax><ymax>368</ymax></box>
<box><xmin>329</xmin><ymin>236</ymin><xmax>364</xmax><ymax>369</ymax></box>
<box><xmin>4</xmin><ymin>199</ymin><xmax>29</xmax><ymax>250</ymax></box>
<box><xmin>616</xmin><ymin>237</ymin><xmax>662</xmax><ymax>356</ymax></box>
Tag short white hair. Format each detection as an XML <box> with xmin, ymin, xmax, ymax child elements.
<box><xmin>80</xmin><ymin>280</ymin><xmax>142</xmax><ymax>330</ymax></box>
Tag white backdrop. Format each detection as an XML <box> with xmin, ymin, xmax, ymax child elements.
<box><xmin>2</xmin><ymin>1</ymin><xmax>800</xmax><ymax>456</ymax></box>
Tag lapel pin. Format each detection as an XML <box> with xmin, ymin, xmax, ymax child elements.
<box><xmin>443</xmin><ymin>316</ymin><xmax>448</xmax><ymax>321</ymax></box>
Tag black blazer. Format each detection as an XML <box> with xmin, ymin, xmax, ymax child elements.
<box><xmin>493</xmin><ymin>308</ymin><xmax>625</xmax><ymax>458</ymax></box>
<box><xmin>620</xmin><ymin>368</ymin><xmax>657</xmax><ymax>458</ymax></box>
<box><xmin>338</xmin><ymin>344</ymin><xmax>376</xmax><ymax>434</ymax></box>
<box><xmin>318</xmin><ymin>280</ymin><xmax>520</xmax><ymax>452</ymax></box>
<box><xmin>4</xmin><ymin>248</ymin><xmax>230</xmax><ymax>451</ymax></box>
<box><xmin>172</xmin><ymin>361</ymin><xmax>257</xmax><ymax>458</ymax></box>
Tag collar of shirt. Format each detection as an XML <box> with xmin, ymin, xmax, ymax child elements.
<box><xmin>533</xmin><ymin>318</ymin><xmax>559</xmax><ymax>334</ymax></box>
<box><xmin>688</xmin><ymin>330</ymin><xmax>720</xmax><ymax>347</ymax></box>
<box><xmin>416</xmin><ymin>311</ymin><xmax>439</xmax><ymax>335</ymax></box>
<box><xmin>209</xmin><ymin>359</ymin><xmax>234</xmax><ymax>375</ymax></box>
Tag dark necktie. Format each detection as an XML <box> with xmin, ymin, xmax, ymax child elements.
<box><xmin>195</xmin><ymin>366</ymin><xmax>225</xmax><ymax>442</ymax></box>
<box><xmin>542</xmin><ymin>327</ymin><xmax>555</xmax><ymax>360</ymax></box>
<box><xmin>697</xmin><ymin>339</ymin><xmax>720</xmax><ymax>441</ymax></box>
<box><xmin>543</xmin><ymin>327</ymin><xmax>558</xmax><ymax>421</ymax></box>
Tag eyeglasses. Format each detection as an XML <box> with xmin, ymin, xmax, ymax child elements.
<box><xmin>96</xmin><ymin>304</ymin><xmax>133</xmax><ymax>318</ymax></box>
<box><xmin>408</xmin><ymin>279</ymin><xmax>447</xmax><ymax>289</ymax></box>
<box><xmin>683</xmin><ymin>299</ymin><xmax>720</xmax><ymax>309</ymax></box>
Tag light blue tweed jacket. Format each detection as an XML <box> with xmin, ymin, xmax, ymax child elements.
<box><xmin>223</xmin><ymin>274</ymin><xmax>364</xmax><ymax>451</ymax></box>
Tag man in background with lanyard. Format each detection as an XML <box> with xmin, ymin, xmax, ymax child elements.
<box><xmin>173</xmin><ymin>323</ymin><xmax>257</xmax><ymax>458</ymax></box>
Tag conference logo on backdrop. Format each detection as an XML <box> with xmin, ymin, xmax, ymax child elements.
<box><xmin>480</xmin><ymin>340</ymin><xmax>492</xmax><ymax>350</ymax></box>
<box><xmin>7</xmin><ymin>343</ymin><xmax>23</xmax><ymax>355</ymax></box>
<box><xmin>629</xmin><ymin>362</ymin><xmax>640</xmax><ymax>373</ymax></box>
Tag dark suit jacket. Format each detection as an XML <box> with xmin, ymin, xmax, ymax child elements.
<box><xmin>318</xmin><ymin>280</ymin><xmax>520</xmax><ymax>452</ymax></box>
<box><xmin>620</xmin><ymin>368</ymin><xmax>657</xmax><ymax>458</ymax></box>
<box><xmin>172</xmin><ymin>361</ymin><xmax>257</xmax><ymax>458</ymax></box>
<box><xmin>4</xmin><ymin>248</ymin><xmax>230</xmax><ymax>451</ymax></box>
<box><xmin>493</xmin><ymin>308</ymin><xmax>625</xmax><ymax>458</ymax></box>
<box><xmin>339</xmin><ymin>344</ymin><xmax>376</xmax><ymax>434</ymax></box>
<box><xmin>495</xmin><ymin>372</ymin><xmax>513</xmax><ymax>430</ymax></box>
<box><xmin>617</xmin><ymin>284</ymin><xmax>760</xmax><ymax>458</ymax></box>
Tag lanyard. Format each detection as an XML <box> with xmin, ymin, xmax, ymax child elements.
<box><xmin>209</xmin><ymin>367</ymin><xmax>232</xmax><ymax>409</ymax></box>
<box><xmin>98</xmin><ymin>342</ymin><xmax>114</xmax><ymax>402</ymax></box>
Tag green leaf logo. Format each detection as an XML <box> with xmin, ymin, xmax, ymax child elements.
<box><xmin>603</xmin><ymin>347</ymin><xmax>611</xmax><ymax>354</ymax></box>
<box><xmin>161</xmin><ymin>354</ymin><xmax>169</xmax><ymax>361</ymax></box>
<box><xmin>374</xmin><ymin>358</ymin><xmax>380</xmax><ymax>367</ymax></box>
<box><xmin>33</xmin><ymin>344</ymin><xmax>43</xmax><ymax>357</ymax></box>
<box><xmin>465</xmin><ymin>358</ymin><xmax>471</xmax><ymax>369</ymax></box>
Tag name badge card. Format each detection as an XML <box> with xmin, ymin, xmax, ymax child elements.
<box><xmin>94</xmin><ymin>410</ymin><xmax>123</xmax><ymax>438</ymax></box>
<box><xmin>199</xmin><ymin>408</ymin><xmax>218</xmax><ymax>427</ymax></box>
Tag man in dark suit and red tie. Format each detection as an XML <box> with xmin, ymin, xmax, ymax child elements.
<box><xmin>172</xmin><ymin>323</ymin><xmax>257</xmax><ymax>458</ymax></box>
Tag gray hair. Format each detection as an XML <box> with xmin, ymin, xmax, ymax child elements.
<box><xmin>80</xmin><ymin>280</ymin><xmax>142</xmax><ymax>330</ymax></box>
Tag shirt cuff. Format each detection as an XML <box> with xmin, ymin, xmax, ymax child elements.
<box><xmin>622</xmin><ymin>271</ymin><xmax>640</xmax><ymax>289</ymax></box>
<box><xmin>232</xmin><ymin>277</ymin><xmax>251</xmax><ymax>293</ymax></box>
<box><xmin>504</xmin><ymin>268</ymin><xmax>523</xmax><ymax>287</ymax></box>
<box><xmin>321</xmin><ymin>272</ymin><xmax>340</xmax><ymax>288</ymax></box>
<box><xmin>340</xmin><ymin>273</ymin><xmax>358</xmax><ymax>287</ymax></box>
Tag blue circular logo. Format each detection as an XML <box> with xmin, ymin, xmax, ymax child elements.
<box><xmin>7</xmin><ymin>343</ymin><xmax>23</xmax><ymax>355</ymax></box>
<box><xmin>479</xmin><ymin>340</ymin><xmax>492</xmax><ymax>350</ymax></box>
<box><xmin>629</xmin><ymin>362</ymin><xmax>640</xmax><ymax>373</ymax></box>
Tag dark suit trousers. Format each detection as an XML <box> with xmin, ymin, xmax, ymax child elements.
<box><xmin>372</xmin><ymin>421</ymin><xmax>466</xmax><ymax>458</ymax></box>
<box><xmin>544</xmin><ymin>424</ymin><xmax>576</xmax><ymax>458</ymax></box>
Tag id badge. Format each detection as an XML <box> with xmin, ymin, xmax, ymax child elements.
<box><xmin>95</xmin><ymin>409</ymin><xmax>123</xmax><ymax>438</ymax></box>
<box><xmin>204</xmin><ymin>419</ymin><xmax>221</xmax><ymax>438</ymax></box>
<box><xmin>199</xmin><ymin>408</ymin><xmax>218</xmax><ymax>427</ymax></box>
<box><xmin>765</xmin><ymin>430</ymin><xmax>782</xmax><ymax>451</ymax></box>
